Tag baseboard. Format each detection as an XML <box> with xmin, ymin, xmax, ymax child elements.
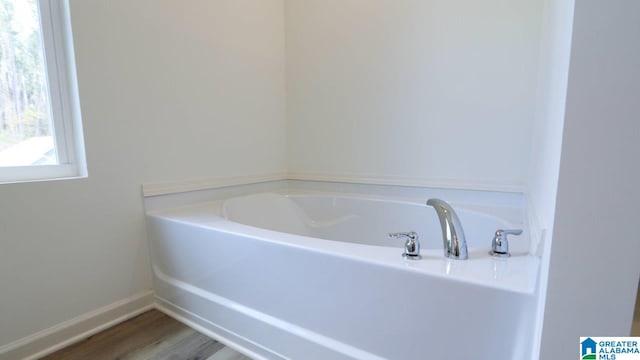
<box><xmin>0</xmin><ymin>291</ymin><xmax>155</xmax><ymax>360</ymax></box>
<box><xmin>142</xmin><ymin>171</ymin><xmax>524</xmax><ymax>198</ymax></box>
<box><xmin>287</xmin><ymin>172</ymin><xmax>524</xmax><ymax>193</ymax></box>
<box><xmin>142</xmin><ymin>172</ymin><xmax>288</xmax><ymax>197</ymax></box>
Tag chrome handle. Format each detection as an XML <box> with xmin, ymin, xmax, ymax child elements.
<box><xmin>389</xmin><ymin>232</ymin><xmax>421</xmax><ymax>260</ymax></box>
<box><xmin>489</xmin><ymin>229</ymin><xmax>522</xmax><ymax>257</ymax></box>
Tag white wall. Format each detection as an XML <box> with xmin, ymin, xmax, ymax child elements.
<box><xmin>286</xmin><ymin>0</ymin><xmax>543</xmax><ymax>191</ymax></box>
<box><xmin>540</xmin><ymin>0</ymin><xmax>640</xmax><ymax>357</ymax></box>
<box><xmin>0</xmin><ymin>0</ymin><xmax>285</xmax><ymax>348</ymax></box>
<box><xmin>526</xmin><ymin>1</ymin><xmax>574</xmax><ymax>357</ymax></box>
<box><xmin>526</xmin><ymin>0</ymin><xmax>574</xmax><ymax>250</ymax></box>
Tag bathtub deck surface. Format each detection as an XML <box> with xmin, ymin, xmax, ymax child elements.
<box><xmin>41</xmin><ymin>309</ymin><xmax>253</xmax><ymax>360</ymax></box>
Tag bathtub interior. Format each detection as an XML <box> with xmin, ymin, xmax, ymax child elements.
<box><xmin>218</xmin><ymin>191</ymin><xmax>528</xmax><ymax>252</ymax></box>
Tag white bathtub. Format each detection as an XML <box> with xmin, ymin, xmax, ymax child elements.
<box><xmin>146</xmin><ymin>190</ymin><xmax>539</xmax><ymax>360</ymax></box>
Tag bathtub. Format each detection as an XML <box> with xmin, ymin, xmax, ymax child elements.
<box><xmin>146</xmin><ymin>189</ymin><xmax>539</xmax><ymax>360</ymax></box>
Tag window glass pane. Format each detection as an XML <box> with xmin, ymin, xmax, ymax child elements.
<box><xmin>0</xmin><ymin>0</ymin><xmax>56</xmax><ymax>167</ymax></box>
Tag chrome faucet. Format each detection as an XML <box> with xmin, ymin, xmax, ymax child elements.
<box><xmin>388</xmin><ymin>232</ymin><xmax>421</xmax><ymax>260</ymax></box>
<box><xmin>426</xmin><ymin>199</ymin><xmax>468</xmax><ymax>260</ymax></box>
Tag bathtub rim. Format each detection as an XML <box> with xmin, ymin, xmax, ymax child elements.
<box><xmin>146</xmin><ymin>200</ymin><xmax>539</xmax><ymax>295</ymax></box>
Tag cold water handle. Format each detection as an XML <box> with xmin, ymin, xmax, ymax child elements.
<box><xmin>388</xmin><ymin>231</ymin><xmax>422</xmax><ymax>260</ymax></box>
<box><xmin>489</xmin><ymin>229</ymin><xmax>522</xmax><ymax>257</ymax></box>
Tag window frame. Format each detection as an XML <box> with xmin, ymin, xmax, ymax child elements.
<box><xmin>0</xmin><ymin>0</ymin><xmax>86</xmax><ymax>184</ymax></box>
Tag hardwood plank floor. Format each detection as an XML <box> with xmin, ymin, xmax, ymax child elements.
<box><xmin>41</xmin><ymin>310</ymin><xmax>253</xmax><ymax>360</ymax></box>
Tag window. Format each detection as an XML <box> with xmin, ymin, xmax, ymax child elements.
<box><xmin>0</xmin><ymin>0</ymin><xmax>85</xmax><ymax>183</ymax></box>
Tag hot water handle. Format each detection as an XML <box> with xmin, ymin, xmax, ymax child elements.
<box><xmin>389</xmin><ymin>232</ymin><xmax>422</xmax><ymax>260</ymax></box>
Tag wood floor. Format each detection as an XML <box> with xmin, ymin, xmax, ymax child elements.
<box><xmin>41</xmin><ymin>310</ymin><xmax>253</xmax><ymax>360</ymax></box>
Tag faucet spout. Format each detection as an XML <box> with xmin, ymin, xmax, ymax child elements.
<box><xmin>426</xmin><ymin>198</ymin><xmax>468</xmax><ymax>260</ymax></box>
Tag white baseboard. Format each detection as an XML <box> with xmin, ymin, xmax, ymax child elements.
<box><xmin>288</xmin><ymin>172</ymin><xmax>524</xmax><ymax>193</ymax></box>
<box><xmin>0</xmin><ymin>291</ymin><xmax>155</xmax><ymax>360</ymax></box>
<box><xmin>142</xmin><ymin>171</ymin><xmax>524</xmax><ymax>198</ymax></box>
<box><xmin>142</xmin><ymin>172</ymin><xmax>288</xmax><ymax>197</ymax></box>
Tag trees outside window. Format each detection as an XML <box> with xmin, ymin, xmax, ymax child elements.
<box><xmin>0</xmin><ymin>0</ymin><xmax>85</xmax><ymax>182</ymax></box>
